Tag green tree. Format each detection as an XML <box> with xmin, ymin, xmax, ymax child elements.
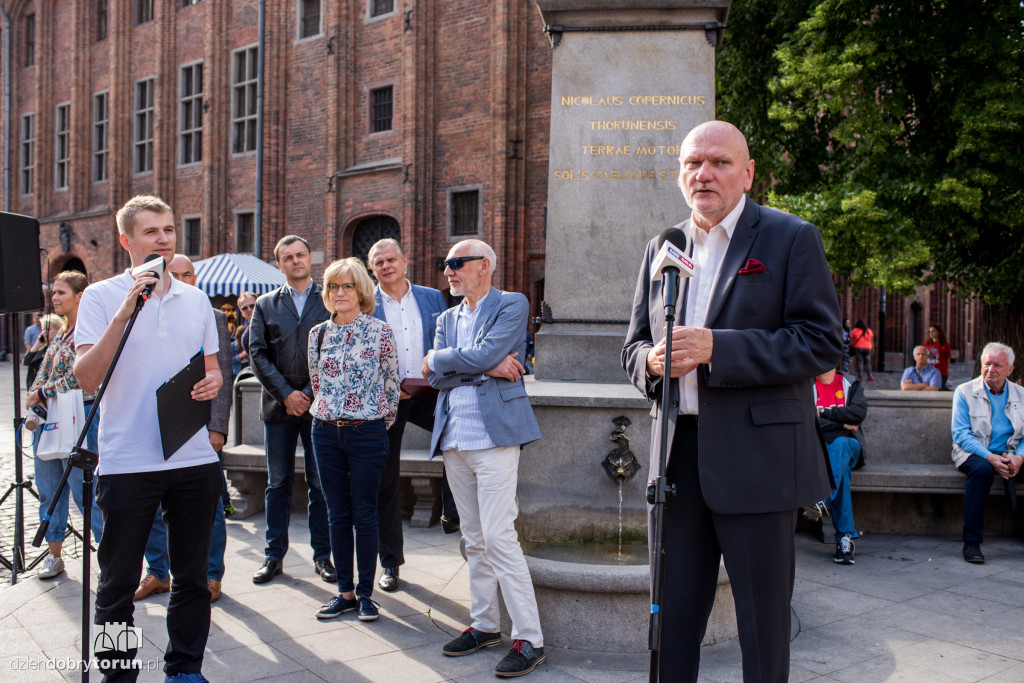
<box><xmin>719</xmin><ymin>0</ymin><xmax>1024</xmax><ymax>366</ymax></box>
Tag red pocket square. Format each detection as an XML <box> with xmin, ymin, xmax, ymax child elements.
<box><xmin>738</xmin><ymin>259</ymin><xmax>767</xmax><ymax>275</ymax></box>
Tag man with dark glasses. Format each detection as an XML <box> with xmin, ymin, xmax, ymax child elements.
<box><xmin>423</xmin><ymin>239</ymin><xmax>546</xmax><ymax>677</ymax></box>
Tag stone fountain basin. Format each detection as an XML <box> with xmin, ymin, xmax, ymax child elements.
<box><xmin>501</xmin><ymin>553</ymin><xmax>737</xmax><ymax>653</ymax></box>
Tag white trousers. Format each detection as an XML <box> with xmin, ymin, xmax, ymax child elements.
<box><xmin>443</xmin><ymin>445</ymin><xmax>543</xmax><ymax>647</ymax></box>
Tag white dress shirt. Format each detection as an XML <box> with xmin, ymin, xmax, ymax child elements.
<box><xmin>379</xmin><ymin>281</ymin><xmax>426</xmax><ymax>382</ymax></box>
<box><xmin>678</xmin><ymin>197</ymin><xmax>747</xmax><ymax>415</ymax></box>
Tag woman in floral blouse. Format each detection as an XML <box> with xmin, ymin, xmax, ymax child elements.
<box><xmin>308</xmin><ymin>257</ymin><xmax>399</xmax><ymax>622</ymax></box>
<box><xmin>27</xmin><ymin>270</ymin><xmax>104</xmax><ymax>579</ymax></box>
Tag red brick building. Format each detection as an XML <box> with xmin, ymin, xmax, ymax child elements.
<box><xmin>0</xmin><ymin>0</ymin><xmax>979</xmax><ymax>362</ymax></box>
<box><xmin>0</xmin><ymin>0</ymin><xmax>551</xmax><ymax>303</ymax></box>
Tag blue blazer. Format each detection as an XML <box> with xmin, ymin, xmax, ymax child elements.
<box><xmin>426</xmin><ymin>288</ymin><xmax>541</xmax><ymax>458</ymax></box>
<box><xmin>372</xmin><ymin>284</ymin><xmax>447</xmax><ymax>353</ymax></box>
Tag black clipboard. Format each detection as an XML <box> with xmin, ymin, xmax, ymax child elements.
<box><xmin>156</xmin><ymin>349</ymin><xmax>210</xmax><ymax>460</ymax></box>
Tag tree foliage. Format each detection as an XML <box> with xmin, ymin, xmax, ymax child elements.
<box><xmin>718</xmin><ymin>0</ymin><xmax>1024</xmax><ymax>302</ymax></box>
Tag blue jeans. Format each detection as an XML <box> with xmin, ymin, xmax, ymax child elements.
<box><xmin>824</xmin><ymin>436</ymin><xmax>861</xmax><ymax>542</ymax></box>
<box><xmin>143</xmin><ymin>458</ymin><xmax>227</xmax><ymax>582</ymax></box>
<box><xmin>312</xmin><ymin>419</ymin><xmax>388</xmax><ymax>597</ymax></box>
<box><xmin>264</xmin><ymin>418</ymin><xmax>331</xmax><ymax>562</ymax></box>
<box><xmin>34</xmin><ymin>411</ymin><xmax>104</xmax><ymax>544</ymax></box>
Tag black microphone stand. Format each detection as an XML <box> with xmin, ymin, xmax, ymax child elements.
<box><xmin>32</xmin><ymin>292</ymin><xmax>147</xmax><ymax>683</ymax></box>
<box><xmin>647</xmin><ymin>266</ymin><xmax>680</xmax><ymax>682</ymax></box>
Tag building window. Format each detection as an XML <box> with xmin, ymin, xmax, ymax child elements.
<box><xmin>183</xmin><ymin>217</ymin><xmax>202</xmax><ymax>257</ymax></box>
<box><xmin>232</xmin><ymin>47</ymin><xmax>259</xmax><ymax>154</ymax></box>
<box><xmin>55</xmin><ymin>104</ymin><xmax>71</xmax><ymax>190</ymax></box>
<box><xmin>24</xmin><ymin>14</ymin><xmax>35</xmax><ymax>67</ymax></box>
<box><xmin>136</xmin><ymin>0</ymin><xmax>153</xmax><ymax>24</ymax></box>
<box><xmin>180</xmin><ymin>63</ymin><xmax>203</xmax><ymax>165</ymax></box>
<box><xmin>299</xmin><ymin>0</ymin><xmax>321</xmax><ymax>38</ymax></box>
<box><xmin>181</xmin><ymin>0</ymin><xmax>203</xmax><ymax>6</ymax></box>
<box><xmin>370</xmin><ymin>86</ymin><xmax>393</xmax><ymax>133</ymax></box>
<box><xmin>93</xmin><ymin>92</ymin><xmax>109</xmax><ymax>182</ymax></box>
<box><xmin>449</xmin><ymin>188</ymin><xmax>481</xmax><ymax>236</ymax></box>
<box><xmin>97</xmin><ymin>0</ymin><xmax>108</xmax><ymax>40</ymax></box>
<box><xmin>370</xmin><ymin>0</ymin><xmax>394</xmax><ymax>18</ymax></box>
<box><xmin>20</xmin><ymin>114</ymin><xmax>34</xmax><ymax>195</ymax></box>
<box><xmin>135</xmin><ymin>78</ymin><xmax>154</xmax><ymax>173</ymax></box>
<box><xmin>236</xmin><ymin>212</ymin><xmax>255</xmax><ymax>253</ymax></box>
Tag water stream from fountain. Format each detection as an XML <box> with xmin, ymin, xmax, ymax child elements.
<box><xmin>617</xmin><ymin>480</ymin><xmax>624</xmax><ymax>564</ymax></box>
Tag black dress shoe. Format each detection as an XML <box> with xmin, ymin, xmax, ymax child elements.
<box><xmin>963</xmin><ymin>542</ymin><xmax>985</xmax><ymax>564</ymax></box>
<box><xmin>378</xmin><ymin>567</ymin><xmax>399</xmax><ymax>592</ymax></box>
<box><xmin>441</xmin><ymin>515</ymin><xmax>461</xmax><ymax>535</ymax></box>
<box><xmin>253</xmin><ymin>558</ymin><xmax>283</xmax><ymax>584</ymax></box>
<box><xmin>314</xmin><ymin>559</ymin><xmax>337</xmax><ymax>583</ymax></box>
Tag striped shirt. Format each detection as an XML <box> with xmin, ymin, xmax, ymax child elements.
<box><xmin>440</xmin><ymin>292</ymin><xmax>497</xmax><ymax>452</ymax></box>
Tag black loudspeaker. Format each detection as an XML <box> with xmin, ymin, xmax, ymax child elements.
<box><xmin>0</xmin><ymin>212</ymin><xmax>45</xmax><ymax>314</ymax></box>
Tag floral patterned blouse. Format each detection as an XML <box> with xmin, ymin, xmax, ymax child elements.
<box><xmin>29</xmin><ymin>326</ymin><xmax>97</xmax><ymax>401</ymax></box>
<box><xmin>308</xmin><ymin>312</ymin><xmax>399</xmax><ymax>428</ymax></box>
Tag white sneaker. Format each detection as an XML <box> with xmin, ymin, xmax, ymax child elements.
<box><xmin>38</xmin><ymin>554</ymin><xmax>65</xmax><ymax>579</ymax></box>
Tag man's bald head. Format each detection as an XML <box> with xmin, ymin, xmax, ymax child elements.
<box><xmin>678</xmin><ymin>120</ymin><xmax>755</xmax><ymax>231</ymax></box>
<box><xmin>168</xmin><ymin>254</ymin><xmax>196</xmax><ymax>286</ymax></box>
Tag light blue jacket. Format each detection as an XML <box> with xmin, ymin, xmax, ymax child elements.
<box><xmin>426</xmin><ymin>288</ymin><xmax>541</xmax><ymax>457</ymax></box>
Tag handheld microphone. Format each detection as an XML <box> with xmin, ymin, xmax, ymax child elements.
<box><xmin>131</xmin><ymin>253</ymin><xmax>166</xmax><ymax>300</ymax></box>
<box><xmin>651</xmin><ymin>228</ymin><xmax>695</xmax><ymax>281</ymax></box>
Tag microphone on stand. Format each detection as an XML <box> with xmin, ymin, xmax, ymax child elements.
<box><xmin>651</xmin><ymin>228</ymin><xmax>694</xmax><ymax>319</ymax></box>
<box><xmin>131</xmin><ymin>253</ymin><xmax>166</xmax><ymax>301</ymax></box>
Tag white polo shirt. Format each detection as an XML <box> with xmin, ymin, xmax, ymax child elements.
<box><xmin>76</xmin><ymin>271</ymin><xmax>220</xmax><ymax>475</ymax></box>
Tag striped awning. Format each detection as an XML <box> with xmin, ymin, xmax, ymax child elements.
<box><xmin>193</xmin><ymin>253</ymin><xmax>285</xmax><ymax>297</ymax></box>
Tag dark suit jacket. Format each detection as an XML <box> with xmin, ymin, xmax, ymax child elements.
<box><xmin>249</xmin><ymin>282</ymin><xmax>330</xmax><ymax>422</ymax></box>
<box><xmin>622</xmin><ymin>196</ymin><xmax>842</xmax><ymax>514</ymax></box>
<box><xmin>209</xmin><ymin>309</ymin><xmax>232</xmax><ymax>436</ymax></box>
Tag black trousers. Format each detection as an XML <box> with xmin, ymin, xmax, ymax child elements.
<box><xmin>94</xmin><ymin>462</ymin><xmax>221</xmax><ymax>681</ymax></box>
<box><xmin>378</xmin><ymin>395</ymin><xmax>437</xmax><ymax>568</ymax></box>
<box><xmin>656</xmin><ymin>416</ymin><xmax>796</xmax><ymax>683</ymax></box>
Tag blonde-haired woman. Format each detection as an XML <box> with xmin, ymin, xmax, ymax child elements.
<box><xmin>308</xmin><ymin>258</ymin><xmax>399</xmax><ymax>622</ymax></box>
<box><xmin>27</xmin><ymin>270</ymin><xmax>104</xmax><ymax>579</ymax></box>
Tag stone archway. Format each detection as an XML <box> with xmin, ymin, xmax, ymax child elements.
<box><xmin>60</xmin><ymin>257</ymin><xmax>87</xmax><ymax>277</ymax></box>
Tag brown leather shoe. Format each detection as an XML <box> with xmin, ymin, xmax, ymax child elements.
<box><xmin>208</xmin><ymin>579</ymin><xmax>222</xmax><ymax>603</ymax></box>
<box><xmin>133</xmin><ymin>574</ymin><xmax>170</xmax><ymax>601</ymax></box>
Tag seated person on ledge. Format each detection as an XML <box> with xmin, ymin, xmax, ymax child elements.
<box><xmin>952</xmin><ymin>342</ymin><xmax>1024</xmax><ymax>564</ymax></box>
<box><xmin>812</xmin><ymin>368</ymin><xmax>867</xmax><ymax>565</ymax></box>
<box><xmin>901</xmin><ymin>345</ymin><xmax>942</xmax><ymax>391</ymax></box>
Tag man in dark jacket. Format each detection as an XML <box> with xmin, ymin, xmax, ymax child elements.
<box><xmin>812</xmin><ymin>368</ymin><xmax>867</xmax><ymax>565</ymax></box>
<box><xmin>249</xmin><ymin>235</ymin><xmax>333</xmax><ymax>584</ymax></box>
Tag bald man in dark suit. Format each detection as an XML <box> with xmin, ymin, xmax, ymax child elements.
<box><xmin>622</xmin><ymin>121</ymin><xmax>842</xmax><ymax>682</ymax></box>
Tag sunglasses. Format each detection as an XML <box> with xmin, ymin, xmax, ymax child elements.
<box><xmin>240</xmin><ymin>304</ymin><xmax>255</xmax><ymax>312</ymax></box>
<box><xmin>327</xmin><ymin>282</ymin><xmax>358</xmax><ymax>294</ymax></box>
<box><xmin>441</xmin><ymin>255</ymin><xmax>485</xmax><ymax>271</ymax></box>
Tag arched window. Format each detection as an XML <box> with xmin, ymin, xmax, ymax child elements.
<box><xmin>351</xmin><ymin>215</ymin><xmax>399</xmax><ymax>267</ymax></box>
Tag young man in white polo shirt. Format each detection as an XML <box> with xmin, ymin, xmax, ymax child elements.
<box><xmin>75</xmin><ymin>196</ymin><xmax>223</xmax><ymax>683</ymax></box>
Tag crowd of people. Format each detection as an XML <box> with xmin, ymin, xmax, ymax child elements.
<box><xmin>16</xmin><ymin>122</ymin><xmax>1023</xmax><ymax>682</ymax></box>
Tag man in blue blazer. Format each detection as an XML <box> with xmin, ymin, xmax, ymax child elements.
<box><xmin>368</xmin><ymin>238</ymin><xmax>448</xmax><ymax>593</ymax></box>
<box><xmin>622</xmin><ymin>122</ymin><xmax>841</xmax><ymax>681</ymax></box>
<box><xmin>422</xmin><ymin>239</ymin><xmax>546</xmax><ymax>678</ymax></box>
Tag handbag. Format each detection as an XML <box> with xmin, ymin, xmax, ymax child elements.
<box><xmin>35</xmin><ymin>389</ymin><xmax>87</xmax><ymax>461</ymax></box>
